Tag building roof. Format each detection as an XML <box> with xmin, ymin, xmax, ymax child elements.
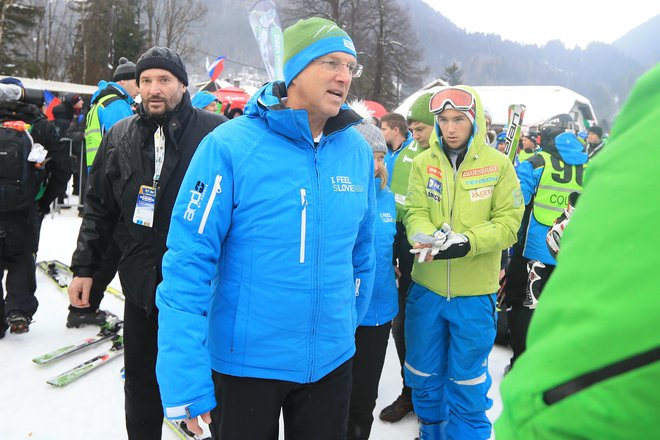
<box><xmin>0</xmin><ymin>76</ymin><xmax>98</xmax><ymax>96</ymax></box>
<box><xmin>473</xmin><ymin>86</ymin><xmax>597</xmax><ymax>127</ymax></box>
<box><xmin>395</xmin><ymin>83</ymin><xmax>597</xmax><ymax>129</ymax></box>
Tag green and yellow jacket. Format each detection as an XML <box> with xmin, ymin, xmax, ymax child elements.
<box><xmin>403</xmin><ymin>85</ymin><xmax>524</xmax><ymax>298</ymax></box>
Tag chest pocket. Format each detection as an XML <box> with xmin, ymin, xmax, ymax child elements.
<box><xmin>458</xmin><ymin>174</ymin><xmax>500</xmax><ymax>226</ymax></box>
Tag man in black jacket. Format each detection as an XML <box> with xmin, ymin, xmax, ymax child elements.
<box><xmin>67</xmin><ymin>47</ymin><xmax>226</xmax><ymax>439</ymax></box>
<box><xmin>0</xmin><ymin>77</ymin><xmax>72</xmax><ymax>335</ymax></box>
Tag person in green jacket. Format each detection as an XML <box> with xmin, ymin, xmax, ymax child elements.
<box><xmin>379</xmin><ymin>92</ymin><xmax>435</xmax><ymax>424</ymax></box>
<box><xmin>403</xmin><ymin>86</ymin><xmax>524</xmax><ymax>439</ymax></box>
<box><xmin>495</xmin><ymin>62</ymin><xmax>660</xmax><ymax>440</ymax></box>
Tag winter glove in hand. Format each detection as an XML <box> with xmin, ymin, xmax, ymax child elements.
<box><xmin>410</xmin><ymin>227</ymin><xmax>450</xmax><ymax>263</ymax></box>
<box><xmin>433</xmin><ymin>223</ymin><xmax>471</xmax><ymax>260</ymax></box>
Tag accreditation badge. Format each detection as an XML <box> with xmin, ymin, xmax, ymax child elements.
<box><xmin>133</xmin><ymin>185</ymin><xmax>156</xmax><ymax>227</ymax></box>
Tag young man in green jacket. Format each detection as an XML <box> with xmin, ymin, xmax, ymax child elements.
<box><xmin>495</xmin><ymin>62</ymin><xmax>660</xmax><ymax>440</ymax></box>
<box><xmin>403</xmin><ymin>86</ymin><xmax>524</xmax><ymax>439</ymax></box>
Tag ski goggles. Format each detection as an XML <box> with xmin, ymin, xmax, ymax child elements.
<box><xmin>429</xmin><ymin>88</ymin><xmax>475</xmax><ymax>114</ymax></box>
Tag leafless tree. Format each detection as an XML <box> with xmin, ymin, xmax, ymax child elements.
<box><xmin>142</xmin><ymin>0</ymin><xmax>208</xmax><ymax>59</ymax></box>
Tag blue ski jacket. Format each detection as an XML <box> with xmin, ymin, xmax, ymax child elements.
<box><xmin>155</xmin><ymin>81</ymin><xmax>376</xmax><ymax>420</ymax></box>
<box><xmin>516</xmin><ymin>132</ymin><xmax>588</xmax><ymax>264</ymax></box>
<box><xmin>360</xmin><ymin>180</ymin><xmax>398</xmax><ymax>326</ymax></box>
<box><xmin>90</xmin><ymin>81</ymin><xmax>134</xmax><ymax>131</ymax></box>
<box><xmin>384</xmin><ymin>131</ymin><xmax>413</xmax><ymax>186</ymax></box>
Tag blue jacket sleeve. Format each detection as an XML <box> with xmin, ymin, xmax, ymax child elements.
<box><xmin>516</xmin><ymin>160</ymin><xmax>542</xmax><ymax>205</ymax></box>
<box><xmin>353</xmin><ymin>159</ymin><xmax>377</xmax><ymax>325</ymax></box>
<box><xmin>155</xmin><ymin>130</ymin><xmax>233</xmax><ymax>420</ymax></box>
<box><xmin>99</xmin><ymin>100</ymin><xmax>134</xmax><ymax>131</ymax></box>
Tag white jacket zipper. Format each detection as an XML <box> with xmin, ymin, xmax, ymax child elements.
<box><xmin>198</xmin><ymin>175</ymin><xmax>222</xmax><ymax>234</ymax></box>
<box><xmin>300</xmin><ymin>188</ymin><xmax>307</xmax><ymax>264</ymax></box>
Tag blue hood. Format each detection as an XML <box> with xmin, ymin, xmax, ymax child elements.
<box><xmin>91</xmin><ymin>80</ymin><xmax>133</xmax><ymax>105</ymax></box>
<box><xmin>244</xmin><ymin>81</ymin><xmax>361</xmax><ymax>144</ymax></box>
<box><xmin>553</xmin><ymin>132</ymin><xmax>588</xmax><ymax>166</ymax></box>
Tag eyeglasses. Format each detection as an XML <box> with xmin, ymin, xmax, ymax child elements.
<box><xmin>315</xmin><ymin>58</ymin><xmax>363</xmax><ymax>78</ymax></box>
<box><xmin>429</xmin><ymin>88</ymin><xmax>475</xmax><ymax>114</ymax></box>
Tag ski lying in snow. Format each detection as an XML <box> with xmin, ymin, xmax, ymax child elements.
<box><xmin>46</xmin><ymin>335</ymin><xmax>124</xmax><ymax>387</ymax></box>
<box><xmin>32</xmin><ymin>317</ymin><xmax>123</xmax><ymax>365</ymax></box>
<box><xmin>36</xmin><ymin>259</ymin><xmax>125</xmax><ymax>301</ymax></box>
<box><xmin>163</xmin><ymin>418</ymin><xmax>212</xmax><ymax>440</ymax></box>
<box><xmin>503</xmin><ymin>104</ymin><xmax>526</xmax><ymax>163</ymax></box>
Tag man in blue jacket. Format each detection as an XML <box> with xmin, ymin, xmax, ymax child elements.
<box><xmin>156</xmin><ymin>17</ymin><xmax>376</xmax><ymax>439</ymax></box>
<box><xmin>504</xmin><ymin>114</ymin><xmax>588</xmax><ymax>369</ymax></box>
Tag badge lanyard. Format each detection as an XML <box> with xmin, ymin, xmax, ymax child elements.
<box><xmin>153</xmin><ymin>125</ymin><xmax>165</xmax><ymax>192</ymax></box>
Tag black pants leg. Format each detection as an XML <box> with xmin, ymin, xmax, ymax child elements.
<box><xmin>1</xmin><ymin>215</ymin><xmax>38</xmax><ymax>319</ymax></box>
<box><xmin>69</xmin><ymin>239</ymin><xmax>121</xmax><ymax>313</ymax></box>
<box><xmin>506</xmin><ymin>255</ymin><xmax>555</xmax><ymax>366</ymax></box>
<box><xmin>348</xmin><ymin>324</ymin><xmax>391</xmax><ymax>440</ymax></box>
<box><xmin>211</xmin><ymin>359</ymin><xmax>353</xmax><ymax>440</ymax></box>
<box><xmin>392</xmin><ymin>222</ymin><xmax>413</xmax><ymax>396</ymax></box>
<box><xmin>123</xmin><ymin>300</ymin><xmax>163</xmax><ymax>440</ymax></box>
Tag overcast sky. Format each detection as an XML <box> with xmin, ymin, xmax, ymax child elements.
<box><xmin>423</xmin><ymin>0</ymin><xmax>660</xmax><ymax>48</ymax></box>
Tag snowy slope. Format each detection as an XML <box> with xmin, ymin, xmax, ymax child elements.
<box><xmin>1</xmin><ymin>201</ymin><xmax>511</xmax><ymax>439</ymax></box>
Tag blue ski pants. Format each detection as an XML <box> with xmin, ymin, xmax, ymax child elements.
<box><xmin>404</xmin><ymin>283</ymin><xmax>497</xmax><ymax>440</ymax></box>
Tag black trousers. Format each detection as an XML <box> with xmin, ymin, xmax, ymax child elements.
<box><xmin>0</xmin><ymin>208</ymin><xmax>40</xmax><ymax>321</ymax></box>
<box><xmin>68</xmin><ymin>239</ymin><xmax>121</xmax><ymax>313</ymax></box>
<box><xmin>348</xmin><ymin>323</ymin><xmax>391</xmax><ymax>440</ymax></box>
<box><xmin>505</xmin><ymin>253</ymin><xmax>555</xmax><ymax>366</ymax></box>
<box><xmin>123</xmin><ymin>300</ymin><xmax>163</xmax><ymax>440</ymax></box>
<box><xmin>210</xmin><ymin>359</ymin><xmax>353</xmax><ymax>440</ymax></box>
<box><xmin>391</xmin><ymin>221</ymin><xmax>413</xmax><ymax>396</ymax></box>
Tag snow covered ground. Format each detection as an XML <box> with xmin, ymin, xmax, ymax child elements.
<box><xmin>1</xmin><ymin>198</ymin><xmax>511</xmax><ymax>439</ymax></box>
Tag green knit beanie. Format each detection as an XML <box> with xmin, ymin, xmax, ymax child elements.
<box><xmin>407</xmin><ymin>92</ymin><xmax>435</xmax><ymax>126</ymax></box>
<box><xmin>283</xmin><ymin>17</ymin><xmax>357</xmax><ymax>86</ymax></box>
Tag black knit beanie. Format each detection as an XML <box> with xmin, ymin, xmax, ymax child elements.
<box><xmin>113</xmin><ymin>57</ymin><xmax>136</xmax><ymax>82</ymax></box>
<box><xmin>136</xmin><ymin>46</ymin><xmax>188</xmax><ymax>86</ymax></box>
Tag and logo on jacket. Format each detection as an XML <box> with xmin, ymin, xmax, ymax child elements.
<box><xmin>183</xmin><ymin>180</ymin><xmax>207</xmax><ymax>222</ymax></box>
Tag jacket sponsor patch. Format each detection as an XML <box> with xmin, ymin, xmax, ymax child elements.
<box><xmin>426</xmin><ymin>178</ymin><xmax>442</xmax><ymax>202</ymax></box>
<box><xmin>464</xmin><ymin>176</ymin><xmax>498</xmax><ymax>185</ymax></box>
<box><xmin>426</xmin><ymin>178</ymin><xmax>442</xmax><ymax>193</ymax></box>
<box><xmin>469</xmin><ymin>186</ymin><xmax>493</xmax><ymax>201</ymax></box>
<box><xmin>427</xmin><ymin>165</ymin><xmax>442</xmax><ymax>179</ymax></box>
<box><xmin>513</xmin><ymin>189</ymin><xmax>523</xmax><ymax>207</ymax></box>
<box><xmin>183</xmin><ymin>180</ymin><xmax>207</xmax><ymax>221</ymax></box>
<box><xmin>462</xmin><ymin>165</ymin><xmax>498</xmax><ymax>178</ymax></box>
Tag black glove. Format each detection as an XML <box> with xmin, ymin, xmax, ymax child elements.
<box><xmin>433</xmin><ymin>226</ymin><xmax>471</xmax><ymax>260</ymax></box>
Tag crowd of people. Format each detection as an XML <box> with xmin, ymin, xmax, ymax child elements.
<box><xmin>1</xmin><ymin>13</ymin><xmax>655</xmax><ymax>440</ymax></box>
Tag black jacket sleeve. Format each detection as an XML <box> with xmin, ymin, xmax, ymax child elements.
<box><xmin>70</xmin><ymin>131</ymin><xmax>120</xmax><ymax>277</ymax></box>
<box><xmin>31</xmin><ymin>118</ymin><xmax>73</xmax><ymax>211</ymax></box>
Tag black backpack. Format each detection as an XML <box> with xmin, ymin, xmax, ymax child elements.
<box><xmin>0</xmin><ymin>121</ymin><xmax>43</xmax><ymax>212</ymax></box>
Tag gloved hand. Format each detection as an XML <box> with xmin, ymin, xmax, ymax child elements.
<box><xmin>546</xmin><ymin>191</ymin><xmax>579</xmax><ymax>259</ymax></box>
<box><xmin>433</xmin><ymin>223</ymin><xmax>471</xmax><ymax>260</ymax></box>
<box><xmin>409</xmin><ymin>226</ymin><xmax>450</xmax><ymax>263</ymax></box>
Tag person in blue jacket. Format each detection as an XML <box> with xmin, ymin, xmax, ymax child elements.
<box><xmin>504</xmin><ymin>114</ymin><xmax>588</xmax><ymax>369</ymax></box>
<box><xmin>155</xmin><ymin>17</ymin><xmax>376</xmax><ymax>439</ymax></box>
<box><xmin>348</xmin><ymin>121</ymin><xmax>398</xmax><ymax>440</ymax></box>
<box><xmin>191</xmin><ymin>90</ymin><xmax>220</xmax><ymax>113</ymax></box>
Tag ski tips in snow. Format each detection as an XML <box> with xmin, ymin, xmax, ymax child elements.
<box><xmin>46</xmin><ymin>335</ymin><xmax>124</xmax><ymax>387</ymax></box>
<box><xmin>32</xmin><ymin>318</ymin><xmax>123</xmax><ymax>365</ymax></box>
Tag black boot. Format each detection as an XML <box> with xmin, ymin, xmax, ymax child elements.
<box><xmin>379</xmin><ymin>389</ymin><xmax>414</xmax><ymax>423</ymax></box>
<box><xmin>66</xmin><ymin>309</ymin><xmax>111</xmax><ymax>328</ymax></box>
<box><xmin>7</xmin><ymin>311</ymin><xmax>32</xmax><ymax>334</ymax></box>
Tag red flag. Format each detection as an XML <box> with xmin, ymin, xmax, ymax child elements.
<box><xmin>44</xmin><ymin>90</ymin><xmax>61</xmax><ymax>121</ymax></box>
